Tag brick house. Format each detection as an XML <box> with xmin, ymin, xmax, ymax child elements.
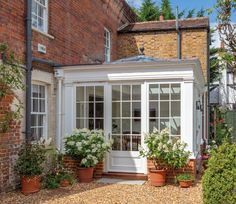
<box><xmin>0</xmin><ymin>0</ymin><xmax>209</xmax><ymax>192</ymax></box>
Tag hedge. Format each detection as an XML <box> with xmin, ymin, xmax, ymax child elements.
<box><xmin>202</xmin><ymin>142</ymin><xmax>236</xmax><ymax>204</ymax></box>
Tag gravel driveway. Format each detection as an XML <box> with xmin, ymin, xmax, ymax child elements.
<box><xmin>1</xmin><ymin>180</ymin><xmax>203</xmax><ymax>204</ymax></box>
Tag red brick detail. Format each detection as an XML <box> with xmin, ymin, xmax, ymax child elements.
<box><xmin>0</xmin><ymin>94</ymin><xmax>22</xmax><ymax>193</ymax></box>
<box><xmin>147</xmin><ymin>159</ymin><xmax>196</xmax><ymax>183</ymax></box>
<box><xmin>63</xmin><ymin>156</ymin><xmax>104</xmax><ymax>179</ymax></box>
<box><xmin>0</xmin><ymin>0</ymin><xmax>136</xmax><ymax>66</ymax></box>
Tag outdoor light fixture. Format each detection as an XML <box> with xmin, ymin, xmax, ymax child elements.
<box><xmin>196</xmin><ymin>100</ymin><xmax>201</xmax><ymax>110</ymax></box>
<box><xmin>200</xmin><ymin>104</ymin><xmax>204</xmax><ymax>112</ymax></box>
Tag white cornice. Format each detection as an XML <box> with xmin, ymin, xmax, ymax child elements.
<box><xmin>55</xmin><ymin>59</ymin><xmax>205</xmax><ymax>88</ymax></box>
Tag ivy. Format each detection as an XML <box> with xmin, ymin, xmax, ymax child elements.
<box><xmin>0</xmin><ymin>43</ymin><xmax>24</xmax><ymax>133</ymax></box>
<box><xmin>0</xmin><ymin>44</ymin><xmax>24</xmax><ymax>98</ymax></box>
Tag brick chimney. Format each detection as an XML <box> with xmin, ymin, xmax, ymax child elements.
<box><xmin>159</xmin><ymin>12</ymin><xmax>164</xmax><ymax>21</ymax></box>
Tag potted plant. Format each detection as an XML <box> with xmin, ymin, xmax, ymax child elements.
<box><xmin>176</xmin><ymin>174</ymin><xmax>194</xmax><ymax>188</ymax></box>
<box><xmin>164</xmin><ymin>138</ymin><xmax>191</xmax><ymax>182</ymax></box>
<box><xmin>140</xmin><ymin>128</ymin><xmax>172</xmax><ymax>186</ymax></box>
<box><xmin>15</xmin><ymin>144</ymin><xmax>46</xmax><ymax>195</ymax></box>
<box><xmin>42</xmin><ymin>141</ymin><xmax>76</xmax><ymax>189</ymax></box>
<box><xmin>64</xmin><ymin>128</ymin><xmax>112</xmax><ymax>183</ymax></box>
<box><xmin>59</xmin><ymin>172</ymin><xmax>76</xmax><ymax>187</ymax></box>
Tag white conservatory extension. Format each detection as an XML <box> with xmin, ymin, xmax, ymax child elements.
<box><xmin>55</xmin><ymin>55</ymin><xmax>207</xmax><ymax>174</ymax></box>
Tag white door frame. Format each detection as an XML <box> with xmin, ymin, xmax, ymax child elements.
<box><xmin>104</xmin><ymin>82</ymin><xmax>147</xmax><ymax>174</ymax></box>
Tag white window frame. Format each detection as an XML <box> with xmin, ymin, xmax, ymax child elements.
<box><xmin>147</xmin><ymin>82</ymin><xmax>182</xmax><ymax>139</ymax></box>
<box><xmin>31</xmin><ymin>83</ymin><xmax>48</xmax><ymax>140</ymax></box>
<box><xmin>32</xmin><ymin>0</ymin><xmax>48</xmax><ymax>33</ymax></box>
<box><xmin>104</xmin><ymin>28</ymin><xmax>111</xmax><ymax>63</ymax></box>
<box><xmin>75</xmin><ymin>85</ymin><xmax>105</xmax><ymax>130</ymax></box>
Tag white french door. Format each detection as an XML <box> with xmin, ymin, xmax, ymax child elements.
<box><xmin>75</xmin><ymin>82</ymin><xmax>181</xmax><ymax>174</ymax></box>
<box><xmin>107</xmin><ymin>84</ymin><xmax>146</xmax><ymax>173</ymax></box>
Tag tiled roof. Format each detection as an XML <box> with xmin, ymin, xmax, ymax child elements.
<box><xmin>118</xmin><ymin>17</ymin><xmax>209</xmax><ymax>33</ymax></box>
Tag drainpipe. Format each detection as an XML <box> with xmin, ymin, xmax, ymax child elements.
<box><xmin>57</xmin><ymin>78</ymin><xmax>62</xmax><ymax>150</ymax></box>
<box><xmin>55</xmin><ymin>69</ymin><xmax>64</xmax><ymax>150</ymax></box>
<box><xmin>176</xmin><ymin>7</ymin><xmax>181</xmax><ymax>59</ymax></box>
<box><xmin>25</xmin><ymin>0</ymin><xmax>32</xmax><ymax>141</ymax></box>
<box><xmin>207</xmin><ymin>28</ymin><xmax>211</xmax><ymax>142</ymax></box>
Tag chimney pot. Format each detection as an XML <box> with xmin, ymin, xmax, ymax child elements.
<box><xmin>159</xmin><ymin>13</ymin><xmax>164</xmax><ymax>21</ymax></box>
<box><xmin>220</xmin><ymin>41</ymin><xmax>225</xmax><ymax>49</ymax></box>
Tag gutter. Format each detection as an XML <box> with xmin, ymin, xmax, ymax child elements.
<box><xmin>25</xmin><ymin>0</ymin><xmax>32</xmax><ymax>141</ymax></box>
<box><xmin>32</xmin><ymin>57</ymin><xmax>61</xmax><ymax>66</ymax></box>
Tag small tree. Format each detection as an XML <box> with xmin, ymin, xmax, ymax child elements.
<box><xmin>209</xmin><ymin>0</ymin><xmax>236</xmax><ymax>72</ymax></box>
<box><xmin>138</xmin><ymin>0</ymin><xmax>160</xmax><ymax>21</ymax></box>
<box><xmin>161</xmin><ymin>0</ymin><xmax>175</xmax><ymax>20</ymax></box>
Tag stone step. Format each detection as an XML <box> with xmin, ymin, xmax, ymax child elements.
<box><xmin>102</xmin><ymin>172</ymin><xmax>148</xmax><ymax>180</ymax></box>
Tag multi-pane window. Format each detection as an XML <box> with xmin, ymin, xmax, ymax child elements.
<box><xmin>32</xmin><ymin>0</ymin><xmax>48</xmax><ymax>33</ymax></box>
<box><xmin>31</xmin><ymin>84</ymin><xmax>47</xmax><ymax>140</ymax></box>
<box><xmin>76</xmin><ymin>86</ymin><xmax>104</xmax><ymax>130</ymax></box>
<box><xmin>104</xmin><ymin>28</ymin><xmax>111</xmax><ymax>63</ymax></box>
<box><xmin>112</xmin><ymin>85</ymin><xmax>141</xmax><ymax>151</ymax></box>
<box><xmin>149</xmin><ymin>83</ymin><xmax>181</xmax><ymax>139</ymax></box>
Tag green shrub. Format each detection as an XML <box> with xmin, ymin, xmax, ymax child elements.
<box><xmin>202</xmin><ymin>142</ymin><xmax>236</xmax><ymax>204</ymax></box>
<box><xmin>176</xmin><ymin>174</ymin><xmax>194</xmax><ymax>181</ymax></box>
<box><xmin>64</xmin><ymin>129</ymin><xmax>112</xmax><ymax>167</ymax></box>
<box><xmin>15</xmin><ymin>144</ymin><xmax>46</xmax><ymax>176</ymax></box>
<box><xmin>140</xmin><ymin>128</ymin><xmax>190</xmax><ymax>170</ymax></box>
<box><xmin>44</xmin><ymin>172</ymin><xmax>76</xmax><ymax>189</ymax></box>
<box><xmin>44</xmin><ymin>174</ymin><xmax>60</xmax><ymax>189</ymax></box>
<box><xmin>59</xmin><ymin>172</ymin><xmax>76</xmax><ymax>185</ymax></box>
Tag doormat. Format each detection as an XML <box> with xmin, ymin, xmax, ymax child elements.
<box><xmin>96</xmin><ymin>178</ymin><xmax>146</xmax><ymax>185</ymax></box>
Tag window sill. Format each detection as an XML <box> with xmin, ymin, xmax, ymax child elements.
<box><xmin>32</xmin><ymin>27</ymin><xmax>55</xmax><ymax>40</ymax></box>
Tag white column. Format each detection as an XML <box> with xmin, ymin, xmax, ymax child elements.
<box><xmin>104</xmin><ymin>83</ymin><xmax>111</xmax><ymax>172</ymax></box>
<box><xmin>63</xmin><ymin>83</ymin><xmax>75</xmax><ymax>138</ymax></box>
<box><xmin>141</xmin><ymin>82</ymin><xmax>148</xmax><ymax>174</ymax></box>
<box><xmin>182</xmin><ymin>81</ymin><xmax>194</xmax><ymax>158</ymax></box>
<box><xmin>56</xmin><ymin>77</ymin><xmax>63</xmax><ymax>150</ymax></box>
<box><xmin>55</xmin><ymin>69</ymin><xmax>64</xmax><ymax>151</ymax></box>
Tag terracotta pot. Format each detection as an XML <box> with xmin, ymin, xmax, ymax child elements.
<box><xmin>21</xmin><ymin>176</ymin><xmax>41</xmax><ymax>195</ymax></box>
<box><xmin>149</xmin><ymin>169</ymin><xmax>166</xmax><ymax>187</ymax></box>
<box><xmin>60</xmin><ymin>179</ymin><xmax>70</xmax><ymax>187</ymax></box>
<box><xmin>77</xmin><ymin>167</ymin><xmax>94</xmax><ymax>183</ymax></box>
<box><xmin>178</xmin><ymin>179</ymin><xmax>193</xmax><ymax>188</ymax></box>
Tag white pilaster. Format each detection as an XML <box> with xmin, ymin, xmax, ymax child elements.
<box><xmin>182</xmin><ymin>81</ymin><xmax>194</xmax><ymax>157</ymax></box>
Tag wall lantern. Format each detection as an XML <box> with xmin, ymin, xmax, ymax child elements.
<box><xmin>196</xmin><ymin>100</ymin><xmax>201</xmax><ymax>110</ymax></box>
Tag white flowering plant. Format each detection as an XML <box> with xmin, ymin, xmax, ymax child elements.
<box><xmin>140</xmin><ymin>128</ymin><xmax>191</xmax><ymax>170</ymax></box>
<box><xmin>64</xmin><ymin>128</ymin><xmax>112</xmax><ymax>168</ymax></box>
<box><xmin>205</xmin><ymin>140</ymin><xmax>218</xmax><ymax>155</ymax></box>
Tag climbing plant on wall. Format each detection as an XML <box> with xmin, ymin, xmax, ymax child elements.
<box><xmin>0</xmin><ymin>43</ymin><xmax>24</xmax><ymax>133</ymax></box>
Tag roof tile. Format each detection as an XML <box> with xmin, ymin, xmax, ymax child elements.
<box><xmin>118</xmin><ymin>17</ymin><xmax>209</xmax><ymax>33</ymax></box>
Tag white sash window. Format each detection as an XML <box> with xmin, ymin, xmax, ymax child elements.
<box><xmin>32</xmin><ymin>0</ymin><xmax>48</xmax><ymax>33</ymax></box>
<box><xmin>31</xmin><ymin>84</ymin><xmax>47</xmax><ymax>140</ymax></box>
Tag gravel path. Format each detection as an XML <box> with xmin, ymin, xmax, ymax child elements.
<box><xmin>1</xmin><ymin>180</ymin><xmax>203</xmax><ymax>204</ymax></box>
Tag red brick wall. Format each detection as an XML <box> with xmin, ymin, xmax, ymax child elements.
<box><xmin>0</xmin><ymin>94</ymin><xmax>22</xmax><ymax>193</ymax></box>
<box><xmin>63</xmin><ymin>155</ymin><xmax>103</xmax><ymax>179</ymax></box>
<box><xmin>0</xmin><ymin>0</ymin><xmax>136</xmax><ymax>64</ymax></box>
<box><xmin>63</xmin><ymin>156</ymin><xmax>196</xmax><ymax>183</ymax></box>
<box><xmin>147</xmin><ymin>159</ymin><xmax>197</xmax><ymax>182</ymax></box>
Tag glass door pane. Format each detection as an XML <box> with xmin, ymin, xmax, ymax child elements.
<box><xmin>111</xmin><ymin>85</ymin><xmax>141</xmax><ymax>151</ymax></box>
<box><xmin>148</xmin><ymin>83</ymin><xmax>181</xmax><ymax>138</ymax></box>
<box><xmin>76</xmin><ymin>86</ymin><xmax>104</xmax><ymax>130</ymax></box>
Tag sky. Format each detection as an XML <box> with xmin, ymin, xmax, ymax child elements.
<box><xmin>126</xmin><ymin>0</ymin><xmax>236</xmax><ymax>24</ymax></box>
